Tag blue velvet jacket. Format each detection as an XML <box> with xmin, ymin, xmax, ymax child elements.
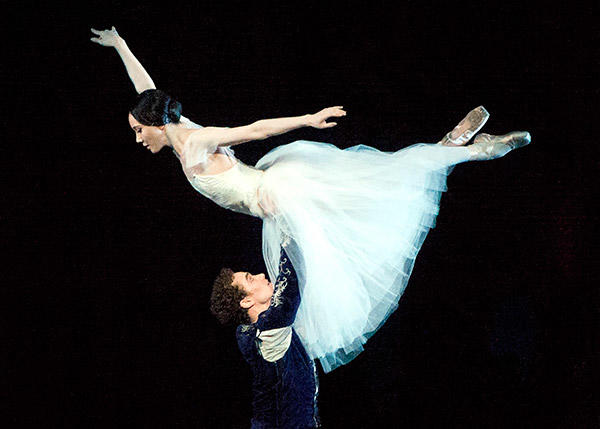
<box><xmin>236</xmin><ymin>247</ymin><xmax>320</xmax><ymax>428</ymax></box>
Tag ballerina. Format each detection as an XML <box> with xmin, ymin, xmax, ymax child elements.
<box><xmin>91</xmin><ymin>27</ymin><xmax>531</xmax><ymax>372</ymax></box>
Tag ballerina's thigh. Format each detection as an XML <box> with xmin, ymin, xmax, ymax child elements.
<box><xmin>178</xmin><ymin>119</ymin><xmax>472</xmax><ymax>372</ymax></box>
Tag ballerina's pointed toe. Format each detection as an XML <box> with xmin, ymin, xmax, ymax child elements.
<box><xmin>439</xmin><ymin>106</ymin><xmax>490</xmax><ymax>146</ymax></box>
<box><xmin>469</xmin><ymin>131</ymin><xmax>531</xmax><ymax>160</ymax></box>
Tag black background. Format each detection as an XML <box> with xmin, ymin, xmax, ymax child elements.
<box><xmin>6</xmin><ymin>2</ymin><xmax>598</xmax><ymax>428</ymax></box>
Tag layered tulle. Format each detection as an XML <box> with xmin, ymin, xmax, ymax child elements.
<box><xmin>256</xmin><ymin>140</ymin><xmax>470</xmax><ymax>372</ymax></box>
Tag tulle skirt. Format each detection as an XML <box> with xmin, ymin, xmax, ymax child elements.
<box><xmin>256</xmin><ymin>140</ymin><xmax>470</xmax><ymax>372</ymax></box>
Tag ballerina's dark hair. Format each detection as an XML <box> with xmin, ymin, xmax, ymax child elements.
<box><xmin>130</xmin><ymin>89</ymin><xmax>182</xmax><ymax>126</ymax></box>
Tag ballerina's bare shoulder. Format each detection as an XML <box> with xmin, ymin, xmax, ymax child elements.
<box><xmin>179</xmin><ymin>124</ymin><xmax>238</xmax><ymax>176</ymax></box>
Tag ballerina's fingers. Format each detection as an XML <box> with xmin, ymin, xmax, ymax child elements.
<box><xmin>335</xmin><ymin>109</ymin><xmax>347</xmax><ymax>118</ymax></box>
<box><xmin>321</xmin><ymin>107</ymin><xmax>346</xmax><ymax>121</ymax></box>
<box><xmin>90</xmin><ymin>27</ymin><xmax>119</xmax><ymax>46</ymax></box>
<box><xmin>90</xmin><ymin>26</ymin><xmax>118</xmax><ymax>35</ymax></box>
<box><xmin>312</xmin><ymin>119</ymin><xmax>337</xmax><ymax>129</ymax></box>
<box><xmin>90</xmin><ymin>28</ymin><xmax>102</xmax><ymax>44</ymax></box>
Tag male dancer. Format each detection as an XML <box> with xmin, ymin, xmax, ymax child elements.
<box><xmin>211</xmin><ymin>241</ymin><xmax>320</xmax><ymax>428</ymax></box>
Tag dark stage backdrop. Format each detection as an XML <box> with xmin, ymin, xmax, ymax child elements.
<box><xmin>6</xmin><ymin>2</ymin><xmax>598</xmax><ymax>428</ymax></box>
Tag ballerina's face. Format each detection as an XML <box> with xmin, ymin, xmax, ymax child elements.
<box><xmin>233</xmin><ymin>271</ymin><xmax>274</xmax><ymax>308</ymax></box>
<box><xmin>128</xmin><ymin>113</ymin><xmax>169</xmax><ymax>153</ymax></box>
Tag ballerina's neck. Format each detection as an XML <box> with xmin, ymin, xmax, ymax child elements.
<box><xmin>165</xmin><ymin>123</ymin><xmax>194</xmax><ymax>156</ymax></box>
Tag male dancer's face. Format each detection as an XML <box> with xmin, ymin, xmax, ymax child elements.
<box><xmin>232</xmin><ymin>272</ymin><xmax>274</xmax><ymax>308</ymax></box>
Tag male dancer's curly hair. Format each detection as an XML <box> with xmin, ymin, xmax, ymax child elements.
<box><xmin>210</xmin><ymin>268</ymin><xmax>251</xmax><ymax>325</ymax></box>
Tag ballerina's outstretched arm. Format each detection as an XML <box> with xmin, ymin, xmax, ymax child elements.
<box><xmin>188</xmin><ymin>106</ymin><xmax>347</xmax><ymax>148</ymax></box>
<box><xmin>90</xmin><ymin>27</ymin><xmax>156</xmax><ymax>94</ymax></box>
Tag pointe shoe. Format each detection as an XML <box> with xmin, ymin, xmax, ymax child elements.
<box><xmin>439</xmin><ymin>106</ymin><xmax>490</xmax><ymax>146</ymax></box>
<box><xmin>469</xmin><ymin>131</ymin><xmax>531</xmax><ymax>160</ymax></box>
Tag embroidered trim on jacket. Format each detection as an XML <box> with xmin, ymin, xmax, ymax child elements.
<box><xmin>271</xmin><ymin>257</ymin><xmax>291</xmax><ymax>307</ymax></box>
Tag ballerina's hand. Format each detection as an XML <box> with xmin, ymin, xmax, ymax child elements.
<box><xmin>90</xmin><ymin>26</ymin><xmax>122</xmax><ymax>47</ymax></box>
<box><xmin>308</xmin><ymin>106</ymin><xmax>347</xmax><ymax>129</ymax></box>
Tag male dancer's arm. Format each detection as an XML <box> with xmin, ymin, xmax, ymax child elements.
<box><xmin>254</xmin><ymin>245</ymin><xmax>301</xmax><ymax>361</ymax></box>
<box><xmin>260</xmin><ymin>246</ymin><xmax>301</xmax><ymax>328</ymax></box>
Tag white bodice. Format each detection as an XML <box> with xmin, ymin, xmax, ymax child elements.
<box><xmin>172</xmin><ymin>117</ymin><xmax>267</xmax><ymax>218</ymax></box>
<box><xmin>186</xmin><ymin>161</ymin><xmax>266</xmax><ymax>218</ymax></box>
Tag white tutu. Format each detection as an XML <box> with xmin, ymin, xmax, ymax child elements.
<box><xmin>256</xmin><ymin>140</ymin><xmax>470</xmax><ymax>372</ymax></box>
